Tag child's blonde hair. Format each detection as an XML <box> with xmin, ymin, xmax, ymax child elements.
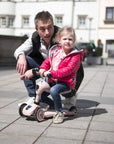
<box><xmin>56</xmin><ymin>26</ymin><xmax>76</xmax><ymax>43</ymax></box>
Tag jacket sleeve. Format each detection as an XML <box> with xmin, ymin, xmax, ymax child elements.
<box><xmin>50</xmin><ymin>54</ymin><xmax>81</xmax><ymax>79</ymax></box>
<box><xmin>40</xmin><ymin>57</ymin><xmax>51</xmax><ymax>70</ymax></box>
<box><xmin>14</xmin><ymin>36</ymin><xmax>33</xmax><ymax>60</ymax></box>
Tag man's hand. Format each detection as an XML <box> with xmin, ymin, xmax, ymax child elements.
<box><xmin>20</xmin><ymin>69</ymin><xmax>33</xmax><ymax>81</ymax></box>
<box><xmin>16</xmin><ymin>54</ymin><xmax>27</xmax><ymax>75</ymax></box>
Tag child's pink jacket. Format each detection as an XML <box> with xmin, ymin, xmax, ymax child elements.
<box><xmin>40</xmin><ymin>44</ymin><xmax>84</xmax><ymax>89</ymax></box>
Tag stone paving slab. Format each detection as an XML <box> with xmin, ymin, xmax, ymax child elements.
<box><xmin>41</xmin><ymin>126</ymin><xmax>86</xmax><ymax>141</ymax></box>
<box><xmin>85</xmin><ymin>131</ymin><xmax>114</xmax><ymax>143</ymax></box>
<box><xmin>0</xmin><ymin>133</ymin><xmax>37</xmax><ymax>144</ymax></box>
<box><xmin>1</xmin><ymin>124</ymin><xmax>47</xmax><ymax>137</ymax></box>
<box><xmin>0</xmin><ymin>114</ymin><xmax>19</xmax><ymax>123</ymax></box>
<box><xmin>35</xmin><ymin>137</ymin><xmax>82</xmax><ymax>144</ymax></box>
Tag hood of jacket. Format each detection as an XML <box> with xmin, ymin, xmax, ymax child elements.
<box><xmin>49</xmin><ymin>44</ymin><xmax>84</xmax><ymax>63</ymax></box>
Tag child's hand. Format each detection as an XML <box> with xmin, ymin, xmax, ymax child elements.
<box><xmin>39</xmin><ymin>69</ymin><xmax>46</xmax><ymax>76</ymax></box>
<box><xmin>44</xmin><ymin>71</ymin><xmax>51</xmax><ymax>77</ymax></box>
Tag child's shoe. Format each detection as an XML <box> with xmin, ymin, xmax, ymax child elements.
<box><xmin>53</xmin><ymin>111</ymin><xmax>64</xmax><ymax>124</ymax></box>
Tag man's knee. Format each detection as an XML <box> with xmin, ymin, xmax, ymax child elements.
<box><xmin>26</xmin><ymin>56</ymin><xmax>40</xmax><ymax>70</ymax></box>
<box><xmin>26</xmin><ymin>56</ymin><xmax>33</xmax><ymax>69</ymax></box>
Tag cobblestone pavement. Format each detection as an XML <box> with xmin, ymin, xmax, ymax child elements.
<box><xmin>0</xmin><ymin>64</ymin><xmax>114</xmax><ymax>144</ymax></box>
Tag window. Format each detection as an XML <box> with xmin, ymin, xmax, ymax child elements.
<box><xmin>0</xmin><ymin>17</ymin><xmax>6</xmax><ymax>27</ymax></box>
<box><xmin>78</xmin><ymin>16</ymin><xmax>86</xmax><ymax>28</ymax></box>
<box><xmin>55</xmin><ymin>16</ymin><xmax>63</xmax><ymax>27</ymax></box>
<box><xmin>105</xmin><ymin>7</ymin><xmax>114</xmax><ymax>23</ymax></box>
<box><xmin>106</xmin><ymin>40</ymin><xmax>114</xmax><ymax>51</ymax></box>
<box><xmin>0</xmin><ymin>16</ymin><xmax>14</xmax><ymax>28</ymax></box>
<box><xmin>8</xmin><ymin>17</ymin><xmax>14</xmax><ymax>27</ymax></box>
<box><xmin>22</xmin><ymin>16</ymin><xmax>29</xmax><ymax>27</ymax></box>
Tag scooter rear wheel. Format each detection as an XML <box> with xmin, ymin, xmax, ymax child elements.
<box><xmin>19</xmin><ymin>103</ymin><xmax>27</xmax><ymax>117</ymax></box>
<box><xmin>35</xmin><ymin>108</ymin><xmax>44</xmax><ymax>122</ymax></box>
<box><xmin>69</xmin><ymin>106</ymin><xmax>77</xmax><ymax>113</ymax></box>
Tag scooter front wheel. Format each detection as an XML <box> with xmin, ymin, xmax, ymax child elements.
<box><xmin>19</xmin><ymin>103</ymin><xmax>27</xmax><ymax>117</ymax></box>
<box><xmin>35</xmin><ymin>108</ymin><xmax>44</xmax><ymax>122</ymax></box>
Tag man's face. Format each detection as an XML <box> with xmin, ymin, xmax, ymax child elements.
<box><xmin>36</xmin><ymin>19</ymin><xmax>54</xmax><ymax>44</ymax></box>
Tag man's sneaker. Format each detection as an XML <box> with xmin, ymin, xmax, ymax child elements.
<box><xmin>62</xmin><ymin>95</ymin><xmax>77</xmax><ymax>110</ymax></box>
<box><xmin>53</xmin><ymin>111</ymin><xmax>64</xmax><ymax>124</ymax></box>
<box><xmin>18</xmin><ymin>97</ymin><xmax>35</xmax><ymax>107</ymax></box>
<box><xmin>39</xmin><ymin>102</ymin><xmax>49</xmax><ymax>110</ymax></box>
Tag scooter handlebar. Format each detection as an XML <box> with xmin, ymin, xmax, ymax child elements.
<box><xmin>40</xmin><ymin>73</ymin><xmax>52</xmax><ymax>79</ymax></box>
<box><xmin>47</xmin><ymin>73</ymin><xmax>52</xmax><ymax>78</ymax></box>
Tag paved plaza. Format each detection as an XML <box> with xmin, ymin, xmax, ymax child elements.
<box><xmin>0</xmin><ymin>64</ymin><xmax>114</xmax><ymax>144</ymax></box>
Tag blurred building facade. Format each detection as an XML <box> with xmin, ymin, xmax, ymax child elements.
<box><xmin>97</xmin><ymin>0</ymin><xmax>114</xmax><ymax>58</ymax></box>
<box><xmin>0</xmin><ymin>0</ymin><xmax>114</xmax><ymax>58</ymax></box>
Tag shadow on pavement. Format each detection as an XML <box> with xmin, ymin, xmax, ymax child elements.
<box><xmin>76</xmin><ymin>99</ymin><xmax>108</xmax><ymax>118</ymax></box>
<box><xmin>64</xmin><ymin>99</ymin><xmax>107</xmax><ymax>122</ymax></box>
<box><xmin>20</xmin><ymin>99</ymin><xmax>108</xmax><ymax>123</ymax></box>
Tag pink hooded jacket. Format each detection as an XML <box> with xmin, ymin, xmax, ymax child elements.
<box><xmin>40</xmin><ymin>44</ymin><xmax>84</xmax><ymax>89</ymax></box>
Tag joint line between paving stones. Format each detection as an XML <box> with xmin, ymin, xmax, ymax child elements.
<box><xmin>82</xmin><ymin>103</ymin><xmax>99</xmax><ymax>144</ymax></box>
<box><xmin>100</xmin><ymin>68</ymin><xmax>109</xmax><ymax>97</ymax></box>
<box><xmin>0</xmin><ymin>117</ymin><xmax>21</xmax><ymax>132</ymax></box>
<box><xmin>79</xmin><ymin>68</ymin><xmax>99</xmax><ymax>92</ymax></box>
<box><xmin>32</xmin><ymin>121</ymin><xmax>53</xmax><ymax>144</ymax></box>
<box><xmin>0</xmin><ymin>97</ymin><xmax>25</xmax><ymax>109</ymax></box>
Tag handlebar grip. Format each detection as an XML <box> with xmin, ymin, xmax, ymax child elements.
<box><xmin>47</xmin><ymin>73</ymin><xmax>52</xmax><ymax>78</ymax></box>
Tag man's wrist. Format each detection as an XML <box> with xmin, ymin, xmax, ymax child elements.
<box><xmin>18</xmin><ymin>53</ymin><xmax>25</xmax><ymax>60</ymax></box>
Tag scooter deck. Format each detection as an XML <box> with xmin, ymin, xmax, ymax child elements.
<box><xmin>44</xmin><ymin>109</ymin><xmax>76</xmax><ymax>118</ymax></box>
<box><xmin>19</xmin><ymin>103</ymin><xmax>77</xmax><ymax>122</ymax></box>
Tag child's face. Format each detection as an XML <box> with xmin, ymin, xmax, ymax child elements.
<box><xmin>59</xmin><ymin>31</ymin><xmax>75</xmax><ymax>52</ymax></box>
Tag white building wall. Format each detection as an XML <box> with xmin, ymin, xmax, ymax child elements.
<box><xmin>0</xmin><ymin>0</ymin><xmax>97</xmax><ymax>38</ymax></box>
<box><xmin>0</xmin><ymin>2</ymin><xmax>15</xmax><ymax>15</ymax></box>
<box><xmin>2</xmin><ymin>0</ymin><xmax>114</xmax><ymax>55</ymax></box>
<box><xmin>74</xmin><ymin>1</ymin><xmax>98</xmax><ymax>44</ymax></box>
<box><xmin>0</xmin><ymin>2</ymin><xmax>15</xmax><ymax>35</ymax></box>
<box><xmin>14</xmin><ymin>1</ymin><xmax>73</xmax><ymax>36</ymax></box>
<box><xmin>98</xmin><ymin>0</ymin><xmax>114</xmax><ymax>57</ymax></box>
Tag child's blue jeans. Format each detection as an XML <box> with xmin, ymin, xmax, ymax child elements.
<box><xmin>49</xmin><ymin>82</ymin><xmax>71</xmax><ymax>112</ymax></box>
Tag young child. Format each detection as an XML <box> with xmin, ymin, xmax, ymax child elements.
<box><xmin>23</xmin><ymin>26</ymin><xmax>83</xmax><ymax>124</ymax></box>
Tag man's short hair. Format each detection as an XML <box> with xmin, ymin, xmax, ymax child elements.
<box><xmin>34</xmin><ymin>11</ymin><xmax>53</xmax><ymax>28</ymax></box>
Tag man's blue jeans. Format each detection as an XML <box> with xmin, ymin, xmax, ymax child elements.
<box><xmin>23</xmin><ymin>56</ymin><xmax>40</xmax><ymax>97</ymax></box>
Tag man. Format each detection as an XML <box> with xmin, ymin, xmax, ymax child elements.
<box><xmin>14</xmin><ymin>11</ymin><xmax>84</xmax><ymax>108</ymax></box>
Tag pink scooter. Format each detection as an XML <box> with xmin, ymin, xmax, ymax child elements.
<box><xmin>18</xmin><ymin>71</ymin><xmax>77</xmax><ymax>122</ymax></box>
<box><xmin>19</xmin><ymin>102</ymin><xmax>77</xmax><ymax>122</ymax></box>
